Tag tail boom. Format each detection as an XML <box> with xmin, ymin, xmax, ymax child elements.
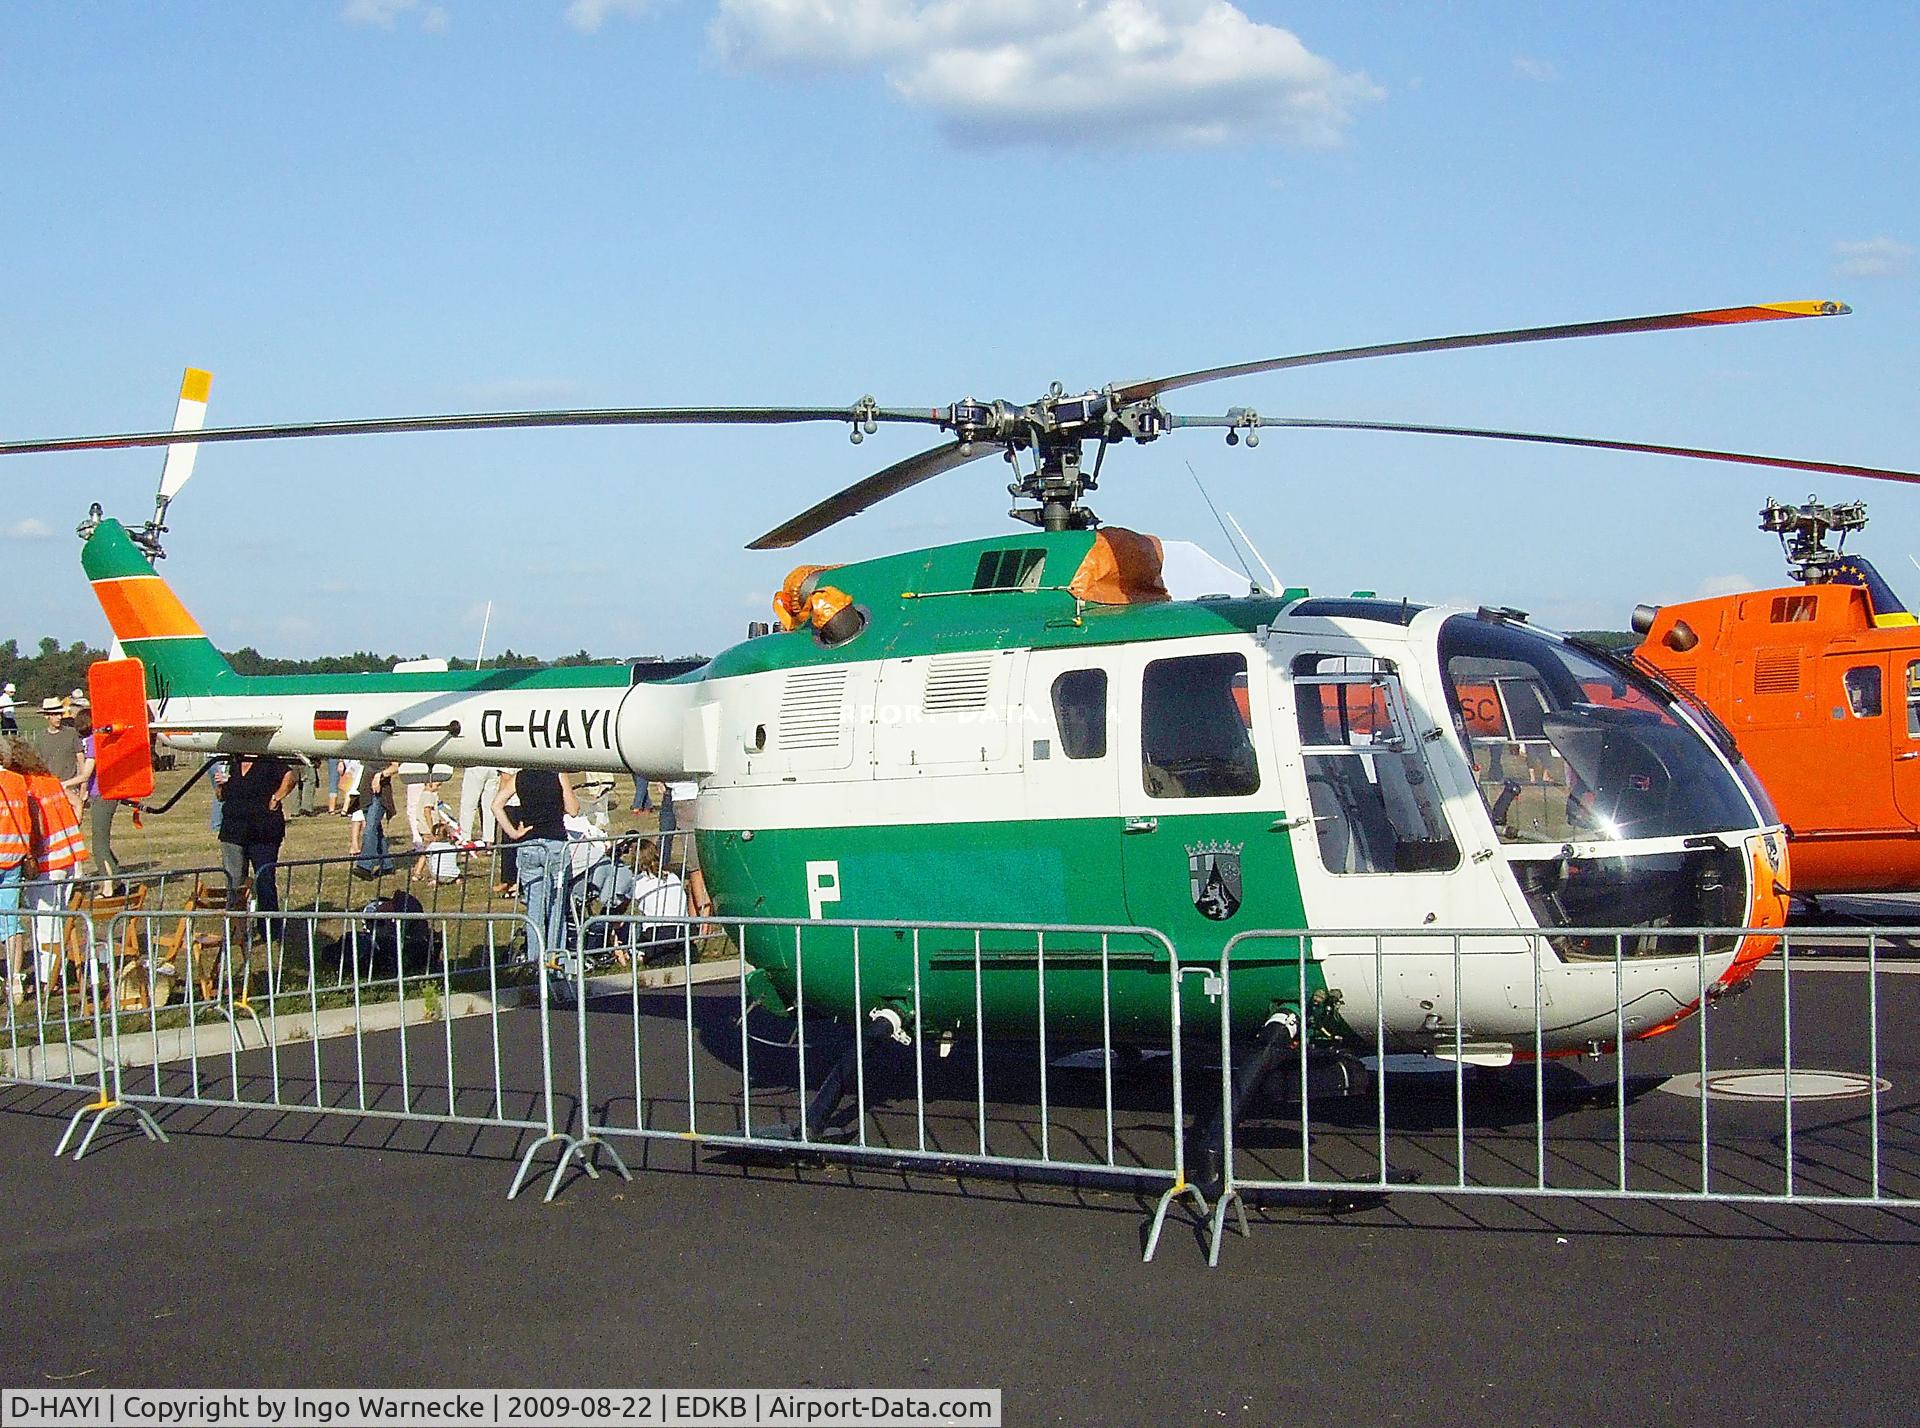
<box><xmin>80</xmin><ymin>515</ymin><xmax>703</xmax><ymax>778</ymax></box>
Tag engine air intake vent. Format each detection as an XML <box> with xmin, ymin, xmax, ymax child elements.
<box><xmin>923</xmin><ymin>653</ymin><xmax>995</xmax><ymax>713</ymax></box>
<box><xmin>1664</xmin><ymin>664</ymin><xmax>1699</xmax><ymax>694</ymax></box>
<box><xmin>1753</xmin><ymin>649</ymin><xmax>1801</xmax><ymax>695</ymax></box>
<box><xmin>778</xmin><ymin>667</ymin><xmax>850</xmax><ymax>750</ymax></box>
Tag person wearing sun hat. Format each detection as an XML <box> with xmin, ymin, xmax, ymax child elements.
<box><xmin>34</xmin><ymin>697</ymin><xmax>83</xmax><ymax>817</ymax></box>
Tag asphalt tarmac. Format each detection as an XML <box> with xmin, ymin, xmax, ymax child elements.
<box><xmin>3</xmin><ymin>964</ymin><xmax>1918</xmax><ymax>1427</ymax></box>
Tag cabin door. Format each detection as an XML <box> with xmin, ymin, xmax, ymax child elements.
<box><xmin>1113</xmin><ymin>640</ymin><xmax>1303</xmax><ymax>959</ymax></box>
<box><xmin>1266</xmin><ymin>640</ymin><xmax>1528</xmax><ymax>1033</ymax></box>
<box><xmin>1817</xmin><ymin>652</ymin><xmax>1903</xmax><ymax>832</ymax></box>
<box><xmin>1893</xmin><ymin>657</ymin><xmax>1920</xmax><ymax>828</ymax></box>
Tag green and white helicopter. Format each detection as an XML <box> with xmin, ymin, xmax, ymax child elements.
<box><xmin>10</xmin><ymin>300</ymin><xmax>1917</xmax><ymax>1110</ymax></box>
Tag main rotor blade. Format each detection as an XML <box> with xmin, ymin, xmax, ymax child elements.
<box><xmin>748</xmin><ymin>440</ymin><xmax>992</xmax><ymax>550</ymax></box>
<box><xmin>1116</xmin><ymin>300</ymin><xmax>1850</xmax><ymax>403</ymax></box>
<box><xmin>0</xmin><ymin>404</ymin><xmax>946</xmax><ymax>457</ymax></box>
<box><xmin>1228</xmin><ymin>416</ymin><xmax>1920</xmax><ymax>486</ymax></box>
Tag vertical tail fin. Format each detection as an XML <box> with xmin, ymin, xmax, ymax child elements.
<box><xmin>81</xmin><ymin>518</ymin><xmax>234</xmax><ymax>698</ymax></box>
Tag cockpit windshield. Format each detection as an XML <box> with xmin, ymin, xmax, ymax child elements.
<box><xmin>1439</xmin><ymin>616</ymin><xmax>1761</xmax><ymax>845</ymax></box>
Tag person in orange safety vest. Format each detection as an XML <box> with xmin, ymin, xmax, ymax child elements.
<box><xmin>2</xmin><ymin>738</ymin><xmax>87</xmax><ymax>997</ymax></box>
<box><xmin>0</xmin><ymin>742</ymin><xmax>32</xmax><ymax>1002</ymax></box>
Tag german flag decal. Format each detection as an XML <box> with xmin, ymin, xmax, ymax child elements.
<box><xmin>313</xmin><ymin>710</ymin><xmax>349</xmax><ymax>742</ymax></box>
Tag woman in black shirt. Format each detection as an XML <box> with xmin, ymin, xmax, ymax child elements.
<box><xmin>216</xmin><ymin>754</ymin><xmax>296</xmax><ymax>916</ymax></box>
<box><xmin>492</xmin><ymin>769</ymin><xmax>579</xmax><ymax>979</ymax></box>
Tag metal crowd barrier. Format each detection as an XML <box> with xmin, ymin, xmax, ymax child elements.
<box><xmin>68</xmin><ymin>828</ymin><xmax>692</xmax><ymax>920</ymax></box>
<box><xmin>0</xmin><ymin>906</ymin><xmax>169</xmax><ymax>1158</ymax></box>
<box><xmin>9</xmin><ymin>906</ymin><xmax>1918</xmax><ymax>1259</ymax></box>
<box><xmin>1202</xmin><ymin>924</ymin><xmax>1920</xmax><ymax>1265</ymax></box>
<box><xmin>55</xmin><ymin>908</ymin><xmax>589</xmax><ymax>1197</ymax></box>
<box><xmin>556</xmin><ymin>913</ymin><xmax>1204</xmax><ymax>1244</ymax></box>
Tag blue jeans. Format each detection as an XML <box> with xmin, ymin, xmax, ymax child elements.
<box><xmin>515</xmin><ymin>838</ymin><xmax>569</xmax><ymax>968</ymax></box>
<box><xmin>0</xmin><ymin>862</ymin><xmax>22</xmax><ymax>944</ymax></box>
<box><xmin>356</xmin><ymin>809</ymin><xmax>395</xmax><ymax>876</ymax></box>
<box><xmin>222</xmin><ymin>840</ymin><xmax>282</xmax><ymax>914</ymax></box>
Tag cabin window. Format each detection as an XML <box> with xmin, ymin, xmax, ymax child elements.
<box><xmin>1845</xmin><ymin>666</ymin><xmax>1883</xmax><ymax>718</ymax></box>
<box><xmin>1051</xmin><ymin>669</ymin><xmax>1108</xmax><ymax>759</ymax></box>
<box><xmin>1770</xmin><ymin>594</ymin><xmax>1818</xmax><ymax>623</ymax></box>
<box><xmin>1140</xmin><ymin>653</ymin><xmax>1260</xmax><ymax>798</ymax></box>
<box><xmin>1907</xmin><ymin>662</ymin><xmax>1920</xmax><ymax>738</ymax></box>
<box><xmin>1292</xmin><ymin>654</ymin><xmax>1459</xmax><ymax>874</ymax></box>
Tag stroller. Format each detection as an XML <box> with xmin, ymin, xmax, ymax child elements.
<box><xmin>561</xmin><ymin>833</ymin><xmax>642</xmax><ymax>978</ymax></box>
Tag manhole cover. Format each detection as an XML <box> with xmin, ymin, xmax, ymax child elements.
<box><xmin>1660</xmin><ymin>1069</ymin><xmax>1891</xmax><ymax>1101</ymax></box>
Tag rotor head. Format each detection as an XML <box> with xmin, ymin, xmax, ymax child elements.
<box><xmin>1760</xmin><ymin>496</ymin><xmax>1870</xmax><ymax>583</ymax></box>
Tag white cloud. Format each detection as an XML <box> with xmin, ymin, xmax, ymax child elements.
<box><xmin>2</xmin><ymin>518</ymin><xmax>53</xmax><ymax>540</ymax></box>
<box><xmin>1834</xmin><ymin>236</ymin><xmax>1914</xmax><ymax>280</ymax></box>
<box><xmin>567</xmin><ymin>0</ymin><xmax>656</xmax><ymax>31</ymax></box>
<box><xmin>711</xmin><ymin>1</ymin><xmax>1382</xmax><ymax>148</ymax></box>
<box><xmin>1511</xmin><ymin>54</ymin><xmax>1556</xmax><ymax>82</ymax></box>
<box><xmin>342</xmin><ymin>0</ymin><xmax>450</xmax><ymax>31</ymax></box>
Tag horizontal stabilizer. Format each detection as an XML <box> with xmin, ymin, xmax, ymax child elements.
<box><xmin>151</xmin><ymin>715</ymin><xmax>284</xmax><ymax>734</ymax></box>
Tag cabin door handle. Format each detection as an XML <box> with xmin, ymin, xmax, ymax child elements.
<box><xmin>1899</xmin><ymin>751</ymin><xmax>1919</xmax><ymax>762</ymax></box>
<box><xmin>1124</xmin><ymin>817</ymin><xmax>1159</xmax><ymax>834</ymax></box>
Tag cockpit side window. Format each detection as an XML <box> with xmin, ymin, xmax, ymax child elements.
<box><xmin>1845</xmin><ymin>665</ymin><xmax>1883</xmax><ymax>719</ymax></box>
<box><xmin>1291</xmin><ymin>654</ymin><xmax>1459</xmax><ymax>874</ymax></box>
<box><xmin>1050</xmin><ymin>669</ymin><xmax>1108</xmax><ymax>759</ymax></box>
<box><xmin>1141</xmin><ymin>653</ymin><xmax>1260</xmax><ymax>799</ymax></box>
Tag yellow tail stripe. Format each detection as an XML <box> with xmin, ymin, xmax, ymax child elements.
<box><xmin>180</xmin><ymin>367</ymin><xmax>213</xmax><ymax>403</ymax></box>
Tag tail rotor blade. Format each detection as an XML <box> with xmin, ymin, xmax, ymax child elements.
<box><xmin>157</xmin><ymin>367</ymin><xmax>211</xmax><ymax>501</ymax></box>
<box><xmin>1117</xmin><ymin>300</ymin><xmax>1851</xmax><ymax>402</ymax></box>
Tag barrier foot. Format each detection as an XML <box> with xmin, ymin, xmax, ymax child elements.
<box><xmin>56</xmin><ymin>1098</ymin><xmax>169</xmax><ymax>1161</ymax></box>
<box><xmin>1205</xmin><ymin>1188</ymin><xmax>1250</xmax><ymax>1268</ymax></box>
<box><xmin>543</xmin><ymin>1133</ymin><xmax>633</xmax><ymax>1203</ymax></box>
<box><xmin>216</xmin><ymin>999</ymin><xmax>266</xmax><ymax>1051</ymax></box>
<box><xmin>1142</xmin><ymin>1180</ymin><xmax>1210</xmax><ymax>1263</ymax></box>
<box><xmin>507</xmin><ymin>1131</ymin><xmax>586</xmax><ymax>1201</ymax></box>
<box><xmin>584</xmin><ymin>1135</ymin><xmax>633</xmax><ymax>1182</ymax></box>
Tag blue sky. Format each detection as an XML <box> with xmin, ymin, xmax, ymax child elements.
<box><xmin>2</xmin><ymin>2</ymin><xmax>1915</xmax><ymax>660</ymax></box>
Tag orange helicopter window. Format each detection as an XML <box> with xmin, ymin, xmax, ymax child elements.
<box><xmin>1844</xmin><ymin>665</ymin><xmax>1882</xmax><ymax>718</ymax></box>
<box><xmin>1770</xmin><ymin>594</ymin><xmax>1818</xmax><ymax>623</ymax></box>
<box><xmin>1908</xmin><ymin>662</ymin><xmax>1920</xmax><ymax>738</ymax></box>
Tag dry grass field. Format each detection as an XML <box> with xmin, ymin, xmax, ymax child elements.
<box><xmin>65</xmin><ymin>758</ymin><xmax>679</xmax><ymax>935</ymax></box>
<box><xmin>3</xmin><ymin>762</ymin><xmax>702</xmax><ymax>1046</ymax></box>
<box><xmin>100</xmin><ymin>759</ymin><xmax>659</xmax><ymax>877</ymax></box>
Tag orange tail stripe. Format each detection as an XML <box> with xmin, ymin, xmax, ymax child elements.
<box><xmin>92</xmin><ymin>576</ymin><xmax>205</xmax><ymax>641</ymax></box>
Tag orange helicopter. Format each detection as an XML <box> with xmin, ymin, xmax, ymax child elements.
<box><xmin>1632</xmin><ymin>498</ymin><xmax>1920</xmax><ymax>894</ymax></box>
